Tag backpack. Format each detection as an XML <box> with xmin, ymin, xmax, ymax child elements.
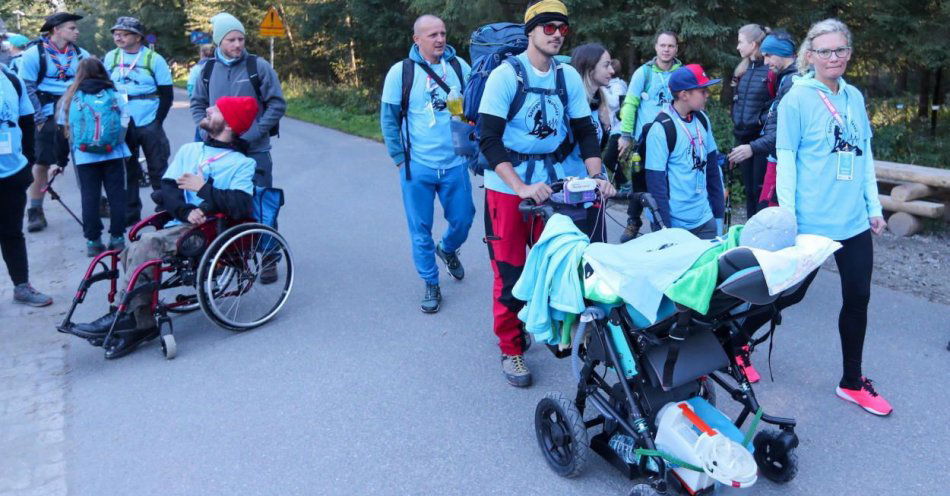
<box><xmin>201</xmin><ymin>55</ymin><xmax>279</xmax><ymax>137</ymax></box>
<box><xmin>1</xmin><ymin>66</ymin><xmax>23</xmax><ymax>99</ymax></box>
<box><xmin>636</xmin><ymin>110</ymin><xmax>709</xmax><ymax>161</ymax></box>
<box><xmin>27</xmin><ymin>39</ymin><xmax>85</xmax><ymax>87</ymax></box>
<box><xmin>398</xmin><ymin>56</ymin><xmax>464</xmax><ymax>180</ymax></box>
<box><xmin>105</xmin><ymin>48</ymin><xmax>156</xmax><ymax>84</ymax></box>
<box><xmin>68</xmin><ymin>88</ymin><xmax>124</xmax><ymax>153</ymax></box>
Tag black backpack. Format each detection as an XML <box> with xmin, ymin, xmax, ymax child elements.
<box><xmin>398</xmin><ymin>57</ymin><xmax>464</xmax><ymax>179</ymax></box>
<box><xmin>201</xmin><ymin>55</ymin><xmax>279</xmax><ymax>137</ymax></box>
<box><xmin>636</xmin><ymin>110</ymin><xmax>709</xmax><ymax>160</ymax></box>
<box><xmin>1</xmin><ymin>66</ymin><xmax>23</xmax><ymax>98</ymax></box>
<box><xmin>27</xmin><ymin>39</ymin><xmax>85</xmax><ymax>87</ymax></box>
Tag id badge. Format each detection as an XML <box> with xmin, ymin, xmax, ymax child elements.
<box><xmin>836</xmin><ymin>151</ymin><xmax>855</xmax><ymax>181</ymax></box>
<box><xmin>641</xmin><ymin>92</ymin><xmax>649</xmax><ymax>101</ymax></box>
<box><xmin>696</xmin><ymin>172</ymin><xmax>705</xmax><ymax>194</ymax></box>
<box><xmin>425</xmin><ymin>102</ymin><xmax>436</xmax><ymax>128</ymax></box>
<box><xmin>0</xmin><ymin>132</ymin><xmax>12</xmax><ymax>155</ymax></box>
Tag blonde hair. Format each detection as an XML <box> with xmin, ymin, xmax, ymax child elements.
<box><xmin>733</xmin><ymin>24</ymin><xmax>768</xmax><ymax>82</ymax></box>
<box><xmin>797</xmin><ymin>18</ymin><xmax>852</xmax><ymax>75</ymax></box>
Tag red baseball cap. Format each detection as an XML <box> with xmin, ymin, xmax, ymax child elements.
<box><xmin>669</xmin><ymin>64</ymin><xmax>722</xmax><ymax>92</ymax></box>
<box><xmin>215</xmin><ymin>97</ymin><xmax>259</xmax><ymax>136</ymax></box>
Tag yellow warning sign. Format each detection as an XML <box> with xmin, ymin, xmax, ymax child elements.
<box><xmin>259</xmin><ymin>6</ymin><xmax>285</xmax><ymax>38</ymax></box>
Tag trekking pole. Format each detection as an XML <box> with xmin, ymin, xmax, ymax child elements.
<box><xmin>722</xmin><ymin>158</ymin><xmax>734</xmax><ymax>229</ymax></box>
<box><xmin>42</xmin><ymin>169</ymin><xmax>84</xmax><ymax>228</ymax></box>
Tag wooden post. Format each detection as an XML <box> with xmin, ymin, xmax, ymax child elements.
<box><xmin>879</xmin><ymin>194</ymin><xmax>946</xmax><ymax>219</ymax></box>
<box><xmin>890</xmin><ymin>182</ymin><xmax>936</xmax><ymax>202</ymax></box>
<box><xmin>270</xmin><ymin>37</ymin><xmax>275</xmax><ymax>69</ymax></box>
<box><xmin>887</xmin><ymin>212</ymin><xmax>923</xmax><ymax>237</ymax></box>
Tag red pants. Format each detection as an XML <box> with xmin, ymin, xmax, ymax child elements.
<box><xmin>758</xmin><ymin>161</ymin><xmax>780</xmax><ymax>208</ymax></box>
<box><xmin>484</xmin><ymin>190</ymin><xmax>544</xmax><ymax>355</ymax></box>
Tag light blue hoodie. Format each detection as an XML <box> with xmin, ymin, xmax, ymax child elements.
<box><xmin>775</xmin><ymin>73</ymin><xmax>881</xmax><ymax>241</ymax></box>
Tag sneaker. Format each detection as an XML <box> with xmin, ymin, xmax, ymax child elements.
<box><xmin>501</xmin><ymin>353</ymin><xmax>532</xmax><ymax>387</ymax></box>
<box><xmin>421</xmin><ymin>283</ymin><xmax>441</xmax><ymax>313</ymax></box>
<box><xmin>836</xmin><ymin>377</ymin><xmax>893</xmax><ymax>416</ymax></box>
<box><xmin>13</xmin><ymin>283</ymin><xmax>53</xmax><ymax>307</ymax></box>
<box><xmin>619</xmin><ymin>218</ymin><xmax>642</xmax><ymax>243</ymax></box>
<box><xmin>27</xmin><ymin>207</ymin><xmax>47</xmax><ymax>232</ymax></box>
<box><xmin>99</xmin><ymin>197</ymin><xmax>110</xmax><ymax>218</ymax></box>
<box><xmin>735</xmin><ymin>345</ymin><xmax>761</xmax><ymax>383</ymax></box>
<box><xmin>435</xmin><ymin>243</ymin><xmax>464</xmax><ymax>280</ymax></box>
<box><xmin>86</xmin><ymin>239</ymin><xmax>106</xmax><ymax>257</ymax></box>
<box><xmin>108</xmin><ymin>236</ymin><xmax>125</xmax><ymax>251</ymax></box>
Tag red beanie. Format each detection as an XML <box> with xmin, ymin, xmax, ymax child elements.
<box><xmin>216</xmin><ymin>96</ymin><xmax>259</xmax><ymax>136</ymax></box>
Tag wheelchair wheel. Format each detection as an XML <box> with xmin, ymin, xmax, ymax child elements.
<box><xmin>196</xmin><ymin>223</ymin><xmax>294</xmax><ymax>331</ymax></box>
<box><xmin>535</xmin><ymin>392</ymin><xmax>589</xmax><ymax>478</ymax></box>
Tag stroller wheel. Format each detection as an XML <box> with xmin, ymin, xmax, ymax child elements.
<box><xmin>535</xmin><ymin>392</ymin><xmax>589</xmax><ymax>478</ymax></box>
<box><xmin>752</xmin><ymin>430</ymin><xmax>799</xmax><ymax>483</ymax></box>
<box><xmin>627</xmin><ymin>482</ymin><xmax>663</xmax><ymax>496</ymax></box>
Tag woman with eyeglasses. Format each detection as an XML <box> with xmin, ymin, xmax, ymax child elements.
<box><xmin>729</xmin><ymin>24</ymin><xmax>772</xmax><ymax>220</ymax></box>
<box><xmin>775</xmin><ymin>18</ymin><xmax>891</xmax><ymax>416</ymax></box>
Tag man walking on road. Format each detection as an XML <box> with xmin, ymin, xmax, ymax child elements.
<box><xmin>617</xmin><ymin>31</ymin><xmax>682</xmax><ymax>242</ymax></box>
<box><xmin>190</xmin><ymin>13</ymin><xmax>286</xmax><ymax>189</ymax></box>
<box><xmin>105</xmin><ymin>17</ymin><xmax>174</xmax><ymax>226</ymax></box>
<box><xmin>477</xmin><ymin>0</ymin><xmax>614</xmax><ymax>387</ymax></box>
<box><xmin>17</xmin><ymin>12</ymin><xmax>90</xmax><ymax>233</ymax></box>
<box><xmin>380</xmin><ymin>15</ymin><xmax>475</xmax><ymax>314</ymax></box>
<box><xmin>0</xmin><ymin>52</ymin><xmax>53</xmax><ymax>306</ymax></box>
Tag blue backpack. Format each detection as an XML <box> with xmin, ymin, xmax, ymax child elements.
<box><xmin>69</xmin><ymin>89</ymin><xmax>124</xmax><ymax>153</ymax></box>
<box><xmin>457</xmin><ymin>23</ymin><xmax>571</xmax><ymax>176</ymax></box>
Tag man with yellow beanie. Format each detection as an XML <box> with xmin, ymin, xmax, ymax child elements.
<box><xmin>477</xmin><ymin>0</ymin><xmax>615</xmax><ymax>387</ymax></box>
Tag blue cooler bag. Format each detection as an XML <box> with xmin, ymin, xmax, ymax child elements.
<box><xmin>253</xmin><ymin>187</ymin><xmax>284</xmax><ymax>255</ymax></box>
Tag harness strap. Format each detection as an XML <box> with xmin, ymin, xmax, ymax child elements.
<box><xmin>662</xmin><ymin>311</ymin><xmax>692</xmax><ymax>389</ymax></box>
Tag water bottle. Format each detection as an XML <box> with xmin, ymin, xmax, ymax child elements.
<box><xmin>608</xmin><ymin>433</ymin><xmax>638</xmax><ymax>464</ymax></box>
<box><xmin>630</xmin><ymin>151</ymin><xmax>642</xmax><ymax>174</ymax></box>
<box><xmin>447</xmin><ymin>87</ymin><xmax>464</xmax><ymax>120</ymax></box>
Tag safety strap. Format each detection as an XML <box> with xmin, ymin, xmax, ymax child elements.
<box><xmin>662</xmin><ymin>311</ymin><xmax>691</xmax><ymax>389</ymax></box>
<box><xmin>741</xmin><ymin>407</ymin><xmax>765</xmax><ymax>447</ymax></box>
<box><xmin>634</xmin><ymin>448</ymin><xmax>703</xmax><ymax>473</ymax></box>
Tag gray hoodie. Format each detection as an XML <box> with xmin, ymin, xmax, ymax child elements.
<box><xmin>190</xmin><ymin>49</ymin><xmax>286</xmax><ymax>153</ymax></box>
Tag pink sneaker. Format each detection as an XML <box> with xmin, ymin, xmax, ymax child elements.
<box><xmin>734</xmin><ymin>345</ymin><xmax>761</xmax><ymax>383</ymax></box>
<box><xmin>836</xmin><ymin>378</ymin><xmax>893</xmax><ymax>416</ymax></box>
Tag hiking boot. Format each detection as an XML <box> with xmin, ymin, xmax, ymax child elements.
<box><xmin>421</xmin><ymin>283</ymin><xmax>441</xmax><ymax>313</ymax></box>
<box><xmin>435</xmin><ymin>243</ymin><xmax>464</xmax><ymax>280</ymax></box>
<box><xmin>619</xmin><ymin>218</ymin><xmax>642</xmax><ymax>243</ymax></box>
<box><xmin>104</xmin><ymin>327</ymin><xmax>160</xmax><ymax>360</ymax></box>
<box><xmin>99</xmin><ymin>197</ymin><xmax>110</xmax><ymax>218</ymax></box>
<box><xmin>27</xmin><ymin>207</ymin><xmax>47</xmax><ymax>232</ymax></box>
<box><xmin>259</xmin><ymin>255</ymin><xmax>279</xmax><ymax>285</ymax></box>
<box><xmin>836</xmin><ymin>377</ymin><xmax>893</xmax><ymax>416</ymax></box>
<box><xmin>735</xmin><ymin>345</ymin><xmax>761</xmax><ymax>383</ymax></box>
<box><xmin>13</xmin><ymin>283</ymin><xmax>52</xmax><ymax>307</ymax></box>
<box><xmin>87</xmin><ymin>239</ymin><xmax>106</xmax><ymax>257</ymax></box>
<box><xmin>501</xmin><ymin>353</ymin><xmax>532</xmax><ymax>387</ymax></box>
<box><xmin>108</xmin><ymin>236</ymin><xmax>125</xmax><ymax>252</ymax></box>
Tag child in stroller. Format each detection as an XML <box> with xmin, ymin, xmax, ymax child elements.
<box><xmin>516</xmin><ymin>196</ymin><xmax>840</xmax><ymax>495</ymax></box>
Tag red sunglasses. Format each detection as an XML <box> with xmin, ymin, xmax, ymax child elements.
<box><xmin>541</xmin><ymin>23</ymin><xmax>570</xmax><ymax>36</ymax></box>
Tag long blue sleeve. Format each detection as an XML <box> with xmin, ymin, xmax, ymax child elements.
<box><xmin>380</xmin><ymin>102</ymin><xmax>405</xmax><ymax>166</ymax></box>
<box><xmin>646</xmin><ymin>169</ymin><xmax>672</xmax><ymax>227</ymax></box>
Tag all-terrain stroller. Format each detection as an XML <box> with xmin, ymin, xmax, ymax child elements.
<box><xmin>519</xmin><ymin>193</ymin><xmax>829</xmax><ymax>495</ymax></box>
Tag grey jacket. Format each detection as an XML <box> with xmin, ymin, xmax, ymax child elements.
<box><xmin>189</xmin><ymin>50</ymin><xmax>286</xmax><ymax>153</ymax></box>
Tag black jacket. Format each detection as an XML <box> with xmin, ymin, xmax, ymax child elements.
<box><xmin>731</xmin><ymin>59</ymin><xmax>773</xmax><ymax>140</ymax></box>
<box><xmin>749</xmin><ymin>63</ymin><xmax>797</xmax><ymax>157</ymax></box>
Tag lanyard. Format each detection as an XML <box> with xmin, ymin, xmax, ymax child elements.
<box><xmin>815</xmin><ymin>90</ymin><xmax>850</xmax><ymax>128</ymax></box>
<box><xmin>198</xmin><ymin>148</ymin><xmax>232</xmax><ymax>176</ymax></box>
<box><xmin>669</xmin><ymin>106</ymin><xmax>705</xmax><ymax>159</ymax></box>
<box><xmin>119</xmin><ymin>50</ymin><xmax>143</xmax><ymax>79</ymax></box>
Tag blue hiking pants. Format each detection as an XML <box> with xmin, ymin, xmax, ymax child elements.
<box><xmin>399</xmin><ymin>164</ymin><xmax>475</xmax><ymax>285</ymax></box>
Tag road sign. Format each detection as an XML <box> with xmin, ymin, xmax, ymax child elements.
<box><xmin>146</xmin><ymin>33</ymin><xmax>157</xmax><ymax>45</ymax></box>
<box><xmin>259</xmin><ymin>6</ymin><xmax>285</xmax><ymax>38</ymax></box>
<box><xmin>190</xmin><ymin>31</ymin><xmax>212</xmax><ymax>45</ymax></box>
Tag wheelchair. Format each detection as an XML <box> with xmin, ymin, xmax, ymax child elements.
<box><xmin>58</xmin><ymin>191</ymin><xmax>294</xmax><ymax>360</ymax></box>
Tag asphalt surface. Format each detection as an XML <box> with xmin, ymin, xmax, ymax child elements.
<box><xmin>59</xmin><ymin>91</ymin><xmax>949</xmax><ymax>495</ymax></box>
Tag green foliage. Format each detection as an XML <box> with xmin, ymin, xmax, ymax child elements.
<box><xmin>283</xmin><ymin>76</ymin><xmax>381</xmax><ymax>141</ymax></box>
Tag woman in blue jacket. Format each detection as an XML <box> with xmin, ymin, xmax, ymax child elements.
<box><xmin>776</xmin><ymin>18</ymin><xmax>891</xmax><ymax>416</ymax></box>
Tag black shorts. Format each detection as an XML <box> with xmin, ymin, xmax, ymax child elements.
<box><xmin>35</xmin><ymin>117</ymin><xmax>69</xmax><ymax>167</ymax></box>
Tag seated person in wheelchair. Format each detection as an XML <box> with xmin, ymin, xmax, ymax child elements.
<box><xmin>72</xmin><ymin>96</ymin><xmax>260</xmax><ymax>359</ymax></box>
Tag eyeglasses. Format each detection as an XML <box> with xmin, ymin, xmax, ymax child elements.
<box><xmin>541</xmin><ymin>23</ymin><xmax>570</xmax><ymax>36</ymax></box>
<box><xmin>809</xmin><ymin>46</ymin><xmax>851</xmax><ymax>59</ymax></box>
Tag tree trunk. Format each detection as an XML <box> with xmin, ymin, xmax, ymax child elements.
<box><xmin>918</xmin><ymin>67</ymin><xmax>931</xmax><ymax>118</ymax></box>
<box><xmin>931</xmin><ymin>67</ymin><xmax>943</xmax><ymax>138</ymax></box>
<box><xmin>721</xmin><ymin>65</ymin><xmax>734</xmax><ymax>106</ymax></box>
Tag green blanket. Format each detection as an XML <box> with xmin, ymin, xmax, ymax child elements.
<box><xmin>664</xmin><ymin>226</ymin><xmax>744</xmax><ymax>314</ymax></box>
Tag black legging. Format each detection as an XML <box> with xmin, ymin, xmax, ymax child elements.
<box><xmin>736</xmin><ymin>134</ymin><xmax>768</xmax><ymax>218</ymax></box>
<box><xmin>739</xmin><ymin>229</ymin><xmax>873</xmax><ymax>389</ymax></box>
<box><xmin>0</xmin><ymin>166</ymin><xmax>32</xmax><ymax>286</ymax></box>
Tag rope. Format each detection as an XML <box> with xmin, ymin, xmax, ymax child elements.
<box><xmin>742</xmin><ymin>407</ymin><xmax>764</xmax><ymax>447</ymax></box>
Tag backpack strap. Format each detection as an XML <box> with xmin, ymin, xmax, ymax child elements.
<box><xmin>246</xmin><ymin>55</ymin><xmax>264</xmax><ymax>103</ymax></box>
<box><xmin>660</xmin><ymin>114</ymin><xmax>677</xmax><ymax>155</ymax></box>
<box><xmin>448</xmin><ymin>57</ymin><xmax>465</xmax><ymax>88</ymax></box>
<box><xmin>505</xmin><ymin>57</ymin><xmax>528</xmax><ymax>121</ymax></box>
<box><xmin>200</xmin><ymin>58</ymin><xmax>216</xmax><ymax>91</ymax></box>
<box><xmin>0</xmin><ymin>67</ymin><xmax>22</xmax><ymax>99</ymax></box>
<box><xmin>399</xmin><ymin>59</ymin><xmax>415</xmax><ymax>180</ymax></box>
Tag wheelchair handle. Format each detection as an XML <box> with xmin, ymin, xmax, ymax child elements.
<box><xmin>518</xmin><ymin>199</ymin><xmax>555</xmax><ymax>221</ymax></box>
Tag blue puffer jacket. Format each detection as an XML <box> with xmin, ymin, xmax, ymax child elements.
<box><xmin>731</xmin><ymin>59</ymin><xmax>772</xmax><ymax>140</ymax></box>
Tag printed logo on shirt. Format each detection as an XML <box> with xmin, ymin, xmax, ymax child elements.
<box><xmin>655</xmin><ymin>89</ymin><xmax>670</xmax><ymax>106</ymax></box>
<box><xmin>429</xmin><ymin>89</ymin><xmax>447</xmax><ymax>112</ymax></box>
<box><xmin>825</xmin><ymin>117</ymin><xmax>863</xmax><ymax>156</ymax></box>
<box><xmin>524</xmin><ymin>95</ymin><xmax>562</xmax><ymax>140</ymax></box>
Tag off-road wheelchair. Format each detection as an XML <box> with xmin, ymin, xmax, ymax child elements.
<box><xmin>58</xmin><ymin>189</ymin><xmax>294</xmax><ymax>360</ymax></box>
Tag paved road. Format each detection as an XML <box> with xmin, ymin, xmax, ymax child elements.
<box><xmin>15</xmin><ymin>91</ymin><xmax>950</xmax><ymax>495</ymax></box>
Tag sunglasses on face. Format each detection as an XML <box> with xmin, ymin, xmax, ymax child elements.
<box><xmin>541</xmin><ymin>23</ymin><xmax>570</xmax><ymax>36</ymax></box>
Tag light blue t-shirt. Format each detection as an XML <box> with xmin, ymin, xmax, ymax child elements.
<box><xmin>55</xmin><ymin>89</ymin><xmax>132</xmax><ymax>166</ymax></box>
<box><xmin>478</xmin><ymin>53</ymin><xmax>591</xmax><ymax>194</ymax></box>
<box><xmin>0</xmin><ymin>69</ymin><xmax>35</xmax><ymax>178</ymax></box>
<box><xmin>17</xmin><ymin>41</ymin><xmax>91</xmax><ymax>117</ymax></box>
<box><xmin>626</xmin><ymin>61</ymin><xmax>680</xmax><ymax>140</ymax></box>
<box><xmin>163</xmin><ymin>142</ymin><xmax>255</xmax><ymax>207</ymax></box>
<box><xmin>8</xmin><ymin>55</ymin><xmax>22</xmax><ymax>74</ymax></box>
<box><xmin>775</xmin><ymin>75</ymin><xmax>881</xmax><ymax>240</ymax></box>
<box><xmin>561</xmin><ymin>112</ymin><xmax>602</xmax><ymax>178</ymax></box>
<box><xmin>186</xmin><ymin>59</ymin><xmax>209</xmax><ymax>97</ymax></box>
<box><xmin>104</xmin><ymin>47</ymin><xmax>173</xmax><ymax>127</ymax></box>
<box><xmin>645</xmin><ymin>108</ymin><xmax>718</xmax><ymax>229</ymax></box>
<box><xmin>381</xmin><ymin>49</ymin><xmax>471</xmax><ymax>171</ymax></box>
